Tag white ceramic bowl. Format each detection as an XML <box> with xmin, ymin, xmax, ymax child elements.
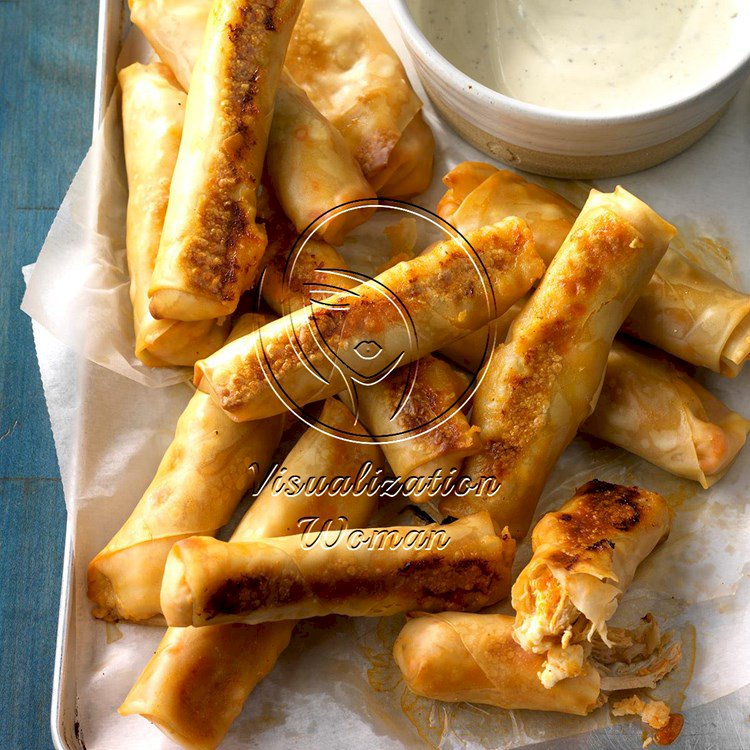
<box><xmin>389</xmin><ymin>0</ymin><xmax>750</xmax><ymax>178</ymax></box>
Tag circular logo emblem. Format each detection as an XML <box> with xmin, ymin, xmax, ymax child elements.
<box><xmin>257</xmin><ymin>199</ymin><xmax>498</xmax><ymax>444</ymax></box>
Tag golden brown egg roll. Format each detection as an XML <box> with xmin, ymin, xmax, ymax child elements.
<box><xmin>349</xmin><ymin>355</ymin><xmax>482</xmax><ymax>500</ymax></box>
<box><xmin>261</xmin><ymin>236</ymin><xmax>482</xmax><ymax>499</ymax></box>
<box><xmin>285</xmin><ymin>0</ymin><xmax>432</xmax><ymax>196</ymax></box>
<box><xmin>622</xmin><ymin>249</ymin><xmax>750</xmax><ymax>376</ymax></box>
<box><xmin>161</xmin><ymin>512</ymin><xmax>515</xmax><ymax>627</ymax></box>
<box><xmin>439</xmin><ymin>162</ymin><xmax>750</xmax><ymax>375</ymax></box>
<box><xmin>372</xmin><ymin>111</ymin><xmax>435</xmax><ymax>198</ymax></box>
<box><xmin>440</xmin><ymin>188</ymin><xmax>675</xmax><ymax>539</ymax></box>
<box><xmin>582</xmin><ymin>340</ymin><xmax>750</xmax><ymax>487</ymax></box>
<box><xmin>120</xmin><ymin>61</ymin><xmax>230</xmax><ymax>367</ymax></box>
<box><xmin>120</xmin><ymin>397</ymin><xmax>384</xmax><ymax>750</ymax></box>
<box><xmin>87</xmin><ymin>314</ymin><xmax>282</xmax><ymax>623</ymax></box>
<box><xmin>149</xmin><ymin>0</ymin><xmax>303</xmax><ymax>322</ymax></box>
<box><xmin>438</xmin><ymin>165</ymin><xmax>579</xmax><ymax>265</ymax></box>
<box><xmin>394</xmin><ymin>611</ymin><xmax>680</xmax><ymax>713</ymax></box>
<box><xmin>129</xmin><ymin>0</ymin><xmax>207</xmax><ymax>91</ymax></box>
<box><xmin>195</xmin><ymin>219</ymin><xmax>544</xmax><ymax>421</ymax></box>
<box><xmin>394</xmin><ymin>612</ymin><xmax>602</xmax><ymax>714</ymax></box>
<box><xmin>511</xmin><ymin>480</ymin><xmax>670</xmax><ymax>687</ymax></box>
<box><xmin>267</xmin><ymin>72</ymin><xmax>376</xmax><ymax>245</ymax></box>
<box><xmin>443</xmin><ymin>325</ymin><xmax>749</xmax><ymax>487</ymax></box>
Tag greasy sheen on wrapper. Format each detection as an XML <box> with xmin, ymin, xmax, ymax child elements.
<box><xmin>195</xmin><ymin>219</ymin><xmax>544</xmax><ymax>421</ymax></box>
<box><xmin>148</xmin><ymin>0</ymin><xmax>303</xmax><ymax>321</ymax></box>
<box><xmin>440</xmin><ymin>187</ymin><xmax>675</xmax><ymax>538</ymax></box>
<box><xmin>119</xmin><ymin>61</ymin><xmax>229</xmax><ymax>366</ymax></box>
<box><xmin>160</xmin><ymin>512</ymin><xmax>515</xmax><ymax>627</ymax></box>
<box><xmin>87</xmin><ymin>314</ymin><xmax>282</xmax><ymax>623</ymax></box>
<box><xmin>120</xmin><ymin>397</ymin><xmax>384</xmax><ymax>750</ymax></box>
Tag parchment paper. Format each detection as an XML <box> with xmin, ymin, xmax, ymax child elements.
<box><xmin>21</xmin><ymin>2</ymin><xmax>750</xmax><ymax>748</ymax></box>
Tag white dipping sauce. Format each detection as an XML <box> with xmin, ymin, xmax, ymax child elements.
<box><xmin>406</xmin><ymin>0</ymin><xmax>743</xmax><ymax>113</ymax></box>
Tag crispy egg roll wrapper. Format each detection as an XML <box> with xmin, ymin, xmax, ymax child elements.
<box><xmin>441</xmin><ymin>188</ymin><xmax>675</xmax><ymax>538</ymax></box>
<box><xmin>511</xmin><ymin>481</ymin><xmax>670</xmax><ymax>668</ymax></box>
<box><xmin>195</xmin><ymin>219</ymin><xmax>544</xmax><ymax>421</ymax></box>
<box><xmin>119</xmin><ymin>62</ymin><xmax>230</xmax><ymax>366</ymax></box>
<box><xmin>393</xmin><ymin>612</ymin><xmax>602</xmax><ymax>715</ymax></box>
<box><xmin>444</xmin><ymin>327</ymin><xmax>749</xmax><ymax>486</ymax></box>
<box><xmin>130</xmin><ymin>3</ymin><xmax>374</xmax><ymax>248</ymax></box>
<box><xmin>285</xmin><ymin>0</ymin><xmax>432</xmax><ymax>195</ymax></box>
<box><xmin>121</xmin><ymin>398</ymin><xmax>384</xmax><ymax>750</ymax></box>
<box><xmin>161</xmin><ymin>512</ymin><xmax>515</xmax><ymax>626</ymax></box>
<box><xmin>372</xmin><ymin>111</ymin><xmax>435</xmax><ymax>198</ymax></box>
<box><xmin>267</xmin><ymin>72</ymin><xmax>376</xmax><ymax>246</ymax></box>
<box><xmin>440</xmin><ymin>162</ymin><xmax>750</xmax><ymax>375</ymax></box>
<box><xmin>262</xmin><ymin>239</ymin><xmax>481</xmax><ymax>498</ymax></box>
<box><xmin>582</xmin><ymin>340</ymin><xmax>750</xmax><ymax>487</ymax></box>
<box><xmin>149</xmin><ymin>0</ymin><xmax>303</xmax><ymax>322</ymax></box>
<box><xmin>87</xmin><ymin>314</ymin><xmax>282</xmax><ymax>623</ymax></box>
<box><xmin>622</xmin><ymin>249</ymin><xmax>750</xmax><ymax>376</ymax></box>
<box><xmin>438</xmin><ymin>166</ymin><xmax>579</xmax><ymax>265</ymax></box>
<box><xmin>129</xmin><ymin>0</ymin><xmax>207</xmax><ymax>90</ymax></box>
<box><xmin>349</xmin><ymin>355</ymin><xmax>482</xmax><ymax>499</ymax></box>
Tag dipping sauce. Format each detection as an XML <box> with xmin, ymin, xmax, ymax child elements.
<box><xmin>406</xmin><ymin>0</ymin><xmax>744</xmax><ymax>113</ymax></box>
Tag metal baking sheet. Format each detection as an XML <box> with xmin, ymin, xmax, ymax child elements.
<box><xmin>48</xmin><ymin>1</ymin><xmax>749</xmax><ymax>748</ymax></box>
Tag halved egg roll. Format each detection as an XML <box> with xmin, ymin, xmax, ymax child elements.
<box><xmin>195</xmin><ymin>219</ymin><xmax>544</xmax><ymax>421</ymax></box>
<box><xmin>88</xmin><ymin>314</ymin><xmax>282</xmax><ymax>623</ymax></box>
<box><xmin>285</xmin><ymin>0</ymin><xmax>432</xmax><ymax>195</ymax></box>
<box><xmin>511</xmin><ymin>480</ymin><xmax>670</xmax><ymax>687</ymax></box>
<box><xmin>121</xmin><ymin>398</ymin><xmax>384</xmax><ymax>750</ymax></box>
<box><xmin>120</xmin><ymin>61</ymin><xmax>229</xmax><ymax>367</ymax></box>
<box><xmin>267</xmin><ymin>72</ymin><xmax>376</xmax><ymax>245</ymax></box>
<box><xmin>394</xmin><ymin>611</ymin><xmax>680</xmax><ymax>714</ymax></box>
<box><xmin>441</xmin><ymin>188</ymin><xmax>675</xmax><ymax>538</ymax></box>
<box><xmin>349</xmin><ymin>355</ymin><xmax>482</xmax><ymax>500</ymax></box>
<box><xmin>582</xmin><ymin>340</ymin><xmax>750</xmax><ymax>487</ymax></box>
<box><xmin>161</xmin><ymin>512</ymin><xmax>516</xmax><ymax>627</ymax></box>
<box><xmin>440</xmin><ymin>162</ymin><xmax>750</xmax><ymax>375</ymax></box>
<box><xmin>149</xmin><ymin>0</ymin><xmax>303</xmax><ymax>322</ymax></box>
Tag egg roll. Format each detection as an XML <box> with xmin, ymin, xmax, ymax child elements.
<box><xmin>121</xmin><ymin>397</ymin><xmax>384</xmax><ymax>750</ymax></box>
<box><xmin>261</xmin><ymin>237</ymin><xmax>482</xmax><ymax>498</ymax></box>
<box><xmin>119</xmin><ymin>61</ymin><xmax>230</xmax><ymax>367</ymax></box>
<box><xmin>161</xmin><ymin>512</ymin><xmax>515</xmax><ymax>627</ymax></box>
<box><xmin>443</xmin><ymin>325</ymin><xmax>750</xmax><ymax>486</ymax></box>
<box><xmin>441</xmin><ymin>188</ymin><xmax>675</xmax><ymax>538</ymax></box>
<box><xmin>394</xmin><ymin>611</ymin><xmax>680</xmax><ymax>713</ymax></box>
<box><xmin>267</xmin><ymin>72</ymin><xmax>376</xmax><ymax>245</ymax></box>
<box><xmin>285</xmin><ymin>0</ymin><xmax>432</xmax><ymax>195</ymax></box>
<box><xmin>622</xmin><ymin>249</ymin><xmax>750</xmax><ymax>376</ymax></box>
<box><xmin>582</xmin><ymin>340</ymin><xmax>750</xmax><ymax>487</ymax></box>
<box><xmin>87</xmin><ymin>314</ymin><xmax>282</xmax><ymax>623</ymax></box>
<box><xmin>349</xmin><ymin>355</ymin><xmax>482</xmax><ymax>500</ymax></box>
<box><xmin>196</xmin><ymin>218</ymin><xmax>544</xmax><ymax>421</ymax></box>
<box><xmin>440</xmin><ymin>162</ymin><xmax>750</xmax><ymax>375</ymax></box>
<box><xmin>511</xmin><ymin>480</ymin><xmax>670</xmax><ymax>687</ymax></box>
<box><xmin>438</xmin><ymin>165</ymin><xmax>579</xmax><ymax>265</ymax></box>
<box><xmin>149</xmin><ymin>0</ymin><xmax>303</xmax><ymax>322</ymax></box>
<box><xmin>129</xmin><ymin>0</ymin><xmax>207</xmax><ymax>90</ymax></box>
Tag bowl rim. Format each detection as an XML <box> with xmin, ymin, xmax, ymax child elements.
<box><xmin>389</xmin><ymin>0</ymin><xmax>750</xmax><ymax>126</ymax></box>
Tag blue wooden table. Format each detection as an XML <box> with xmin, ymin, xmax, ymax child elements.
<box><xmin>0</xmin><ymin>2</ymin><xmax>97</xmax><ymax>747</ymax></box>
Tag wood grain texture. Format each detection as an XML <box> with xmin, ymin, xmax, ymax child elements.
<box><xmin>0</xmin><ymin>1</ymin><xmax>96</xmax><ymax>747</ymax></box>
